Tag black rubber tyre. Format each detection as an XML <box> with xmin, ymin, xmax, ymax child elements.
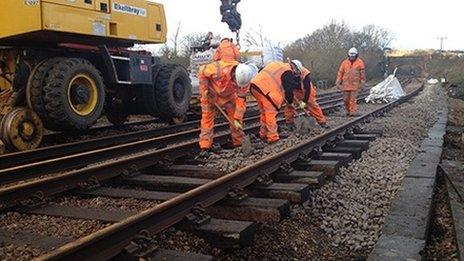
<box><xmin>27</xmin><ymin>57</ymin><xmax>65</xmax><ymax>130</ymax></box>
<box><xmin>154</xmin><ymin>64</ymin><xmax>192</xmax><ymax>122</ymax></box>
<box><xmin>42</xmin><ymin>58</ymin><xmax>105</xmax><ymax>130</ymax></box>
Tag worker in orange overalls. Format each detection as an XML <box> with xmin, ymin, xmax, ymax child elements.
<box><xmin>213</xmin><ymin>38</ymin><xmax>241</xmax><ymax>62</ymax></box>
<box><xmin>283</xmin><ymin>60</ymin><xmax>327</xmax><ymax>128</ymax></box>
<box><xmin>198</xmin><ymin>60</ymin><xmax>257</xmax><ymax>155</ymax></box>
<box><xmin>336</xmin><ymin>47</ymin><xmax>366</xmax><ymax>116</ymax></box>
<box><xmin>250</xmin><ymin>60</ymin><xmax>303</xmax><ymax>143</ymax></box>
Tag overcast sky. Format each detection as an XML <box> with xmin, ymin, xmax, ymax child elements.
<box><xmin>155</xmin><ymin>0</ymin><xmax>462</xmax><ymax>51</ymax></box>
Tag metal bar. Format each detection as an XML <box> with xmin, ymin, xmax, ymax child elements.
<box><xmin>0</xmin><ymin>91</ymin><xmax>366</xmax><ymax>186</ymax></box>
<box><xmin>0</xmin><ymin>90</ymin><xmax>351</xmax><ymax>170</ymax></box>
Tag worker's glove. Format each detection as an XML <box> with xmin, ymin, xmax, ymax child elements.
<box><xmin>298</xmin><ymin>101</ymin><xmax>306</xmax><ymax>110</ymax></box>
<box><xmin>233</xmin><ymin>119</ymin><xmax>243</xmax><ymax>130</ymax></box>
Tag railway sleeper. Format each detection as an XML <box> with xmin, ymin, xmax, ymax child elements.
<box><xmin>153</xmin><ymin>164</ymin><xmax>225</xmax><ymax>179</ymax></box>
<box><xmin>293</xmin><ymin>159</ymin><xmax>342</xmax><ymax>177</ymax></box>
<box><xmin>80</xmin><ymin>187</ymin><xmax>290</xmax><ymax>223</ymax></box>
<box><xmin>18</xmin><ymin>202</ymin><xmax>256</xmax><ymax>250</ymax></box>
<box><xmin>250</xmin><ymin>182</ymin><xmax>310</xmax><ymax>203</ymax></box>
<box><xmin>273</xmin><ymin>170</ymin><xmax>326</xmax><ymax>189</ymax></box>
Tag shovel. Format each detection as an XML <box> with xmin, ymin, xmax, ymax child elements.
<box><xmin>213</xmin><ymin>102</ymin><xmax>254</xmax><ymax>156</ymax></box>
<box><xmin>293</xmin><ymin>99</ymin><xmax>316</xmax><ymax>135</ymax></box>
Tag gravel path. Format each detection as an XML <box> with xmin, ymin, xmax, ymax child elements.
<box><xmin>0</xmin><ymin>212</ymin><xmax>108</xmax><ymax>239</ymax></box>
<box><xmin>207</xmin><ymin>82</ymin><xmax>445</xmax><ymax>259</ymax></box>
<box><xmin>309</xmin><ymin>82</ymin><xmax>446</xmax><ymax>257</ymax></box>
<box><xmin>200</xmin><ymin>103</ymin><xmax>383</xmax><ymax>173</ymax></box>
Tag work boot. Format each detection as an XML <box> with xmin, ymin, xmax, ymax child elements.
<box><xmin>210</xmin><ymin>143</ymin><xmax>222</xmax><ymax>153</ymax></box>
<box><xmin>198</xmin><ymin>149</ymin><xmax>212</xmax><ymax>158</ymax></box>
<box><xmin>267</xmin><ymin>139</ymin><xmax>280</xmax><ymax>144</ymax></box>
<box><xmin>279</xmin><ymin>130</ymin><xmax>290</xmax><ymax>139</ymax></box>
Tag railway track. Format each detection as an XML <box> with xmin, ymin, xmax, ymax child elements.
<box><xmin>0</xmin><ymin>89</ymin><xmax>372</xmax><ymax>186</ymax></box>
<box><xmin>0</xmin><ymin>80</ymin><xmax>422</xmax><ymax>260</ymax></box>
<box><xmin>40</xmin><ymin>88</ymin><xmax>352</xmax><ymax>145</ymax></box>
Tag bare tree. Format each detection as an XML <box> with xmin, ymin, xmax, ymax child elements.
<box><xmin>242</xmin><ymin>25</ymin><xmax>265</xmax><ymax>48</ymax></box>
<box><xmin>285</xmin><ymin>21</ymin><xmax>393</xmax><ymax>85</ymax></box>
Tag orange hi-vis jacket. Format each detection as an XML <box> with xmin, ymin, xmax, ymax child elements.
<box><xmin>198</xmin><ymin>60</ymin><xmax>245</xmax><ymax>118</ymax></box>
<box><xmin>250</xmin><ymin>61</ymin><xmax>292</xmax><ymax>110</ymax></box>
<box><xmin>336</xmin><ymin>58</ymin><xmax>366</xmax><ymax>91</ymax></box>
<box><xmin>199</xmin><ymin>60</ymin><xmax>239</xmax><ymax>99</ymax></box>
<box><xmin>213</xmin><ymin>39</ymin><xmax>241</xmax><ymax>62</ymax></box>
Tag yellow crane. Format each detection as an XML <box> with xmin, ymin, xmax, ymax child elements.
<box><xmin>0</xmin><ymin>0</ymin><xmax>192</xmax><ymax>151</ymax></box>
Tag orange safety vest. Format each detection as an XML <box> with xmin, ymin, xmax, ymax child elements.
<box><xmin>213</xmin><ymin>39</ymin><xmax>241</xmax><ymax>62</ymax></box>
<box><xmin>198</xmin><ymin>60</ymin><xmax>239</xmax><ymax>99</ymax></box>
<box><xmin>336</xmin><ymin>58</ymin><xmax>366</xmax><ymax>91</ymax></box>
<box><xmin>298</xmin><ymin>67</ymin><xmax>311</xmax><ymax>90</ymax></box>
<box><xmin>251</xmin><ymin>61</ymin><xmax>292</xmax><ymax>109</ymax></box>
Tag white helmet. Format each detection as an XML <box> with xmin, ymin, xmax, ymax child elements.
<box><xmin>235</xmin><ymin>63</ymin><xmax>258</xmax><ymax>87</ymax></box>
<box><xmin>348</xmin><ymin>47</ymin><xmax>358</xmax><ymax>56</ymax></box>
<box><xmin>291</xmin><ymin>59</ymin><xmax>303</xmax><ymax>71</ymax></box>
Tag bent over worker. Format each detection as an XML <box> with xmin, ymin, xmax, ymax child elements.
<box><xmin>283</xmin><ymin>60</ymin><xmax>327</xmax><ymax>128</ymax></box>
<box><xmin>250</xmin><ymin>61</ymin><xmax>302</xmax><ymax>143</ymax></box>
<box><xmin>336</xmin><ymin>47</ymin><xmax>366</xmax><ymax>116</ymax></box>
<box><xmin>213</xmin><ymin>38</ymin><xmax>241</xmax><ymax>62</ymax></box>
<box><xmin>198</xmin><ymin>60</ymin><xmax>256</xmax><ymax>154</ymax></box>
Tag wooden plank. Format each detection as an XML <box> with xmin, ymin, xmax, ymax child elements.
<box><xmin>179</xmin><ymin>218</ymin><xmax>255</xmax><ymax>249</ymax></box>
<box><xmin>119</xmin><ymin>175</ymin><xmax>210</xmax><ymax>192</ymax></box>
<box><xmin>155</xmin><ymin>165</ymin><xmax>225</xmax><ymax>179</ymax></box>
<box><xmin>79</xmin><ymin>187</ymin><xmax>179</xmax><ymax>201</ymax></box>
<box><xmin>19</xmin><ymin>205</ymin><xmax>135</xmax><ymax>222</ymax></box>
<box><xmin>0</xmin><ymin>229</ymin><xmax>72</xmax><ymax>251</ymax></box>
<box><xmin>251</xmin><ymin>183</ymin><xmax>310</xmax><ymax>203</ymax></box>
<box><xmin>208</xmin><ymin>197</ymin><xmax>290</xmax><ymax>222</ymax></box>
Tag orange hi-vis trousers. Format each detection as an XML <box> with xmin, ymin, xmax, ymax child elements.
<box><xmin>250</xmin><ymin>87</ymin><xmax>280</xmax><ymax>143</ymax></box>
<box><xmin>343</xmin><ymin>90</ymin><xmax>358</xmax><ymax>115</ymax></box>
<box><xmin>199</xmin><ymin>95</ymin><xmax>245</xmax><ymax>149</ymax></box>
<box><xmin>284</xmin><ymin>87</ymin><xmax>327</xmax><ymax>125</ymax></box>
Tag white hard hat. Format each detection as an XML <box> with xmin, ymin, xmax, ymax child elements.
<box><xmin>348</xmin><ymin>47</ymin><xmax>358</xmax><ymax>56</ymax></box>
<box><xmin>235</xmin><ymin>63</ymin><xmax>258</xmax><ymax>87</ymax></box>
<box><xmin>290</xmin><ymin>59</ymin><xmax>303</xmax><ymax>73</ymax></box>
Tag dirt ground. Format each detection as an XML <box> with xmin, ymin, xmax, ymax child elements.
<box><xmin>423</xmin><ymin>86</ymin><xmax>464</xmax><ymax>260</ymax></box>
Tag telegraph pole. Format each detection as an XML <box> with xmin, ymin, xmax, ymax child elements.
<box><xmin>437</xmin><ymin>37</ymin><xmax>447</xmax><ymax>51</ymax></box>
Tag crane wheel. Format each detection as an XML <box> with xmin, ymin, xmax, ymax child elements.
<box><xmin>153</xmin><ymin>64</ymin><xmax>192</xmax><ymax>122</ymax></box>
<box><xmin>27</xmin><ymin>57</ymin><xmax>65</xmax><ymax>130</ymax></box>
<box><xmin>42</xmin><ymin>58</ymin><xmax>105</xmax><ymax>130</ymax></box>
<box><xmin>0</xmin><ymin>107</ymin><xmax>43</xmax><ymax>151</ymax></box>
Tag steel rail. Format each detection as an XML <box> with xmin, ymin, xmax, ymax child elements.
<box><xmin>0</xmin><ymin>90</ymin><xmax>375</xmax><ymax>209</ymax></box>
<box><xmin>0</xmin><ymin>91</ymin><xmax>370</xmax><ymax>187</ymax></box>
<box><xmin>0</xmin><ymin>89</ymin><xmax>366</xmax><ymax>170</ymax></box>
<box><xmin>38</xmin><ymin>84</ymin><xmax>423</xmax><ymax>261</ymax></box>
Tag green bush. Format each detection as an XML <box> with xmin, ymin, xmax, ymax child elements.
<box><xmin>427</xmin><ymin>54</ymin><xmax>464</xmax><ymax>86</ymax></box>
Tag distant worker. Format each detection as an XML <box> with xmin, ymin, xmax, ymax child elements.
<box><xmin>213</xmin><ymin>38</ymin><xmax>241</xmax><ymax>62</ymax></box>
<box><xmin>336</xmin><ymin>47</ymin><xmax>366</xmax><ymax>116</ymax></box>
<box><xmin>198</xmin><ymin>60</ymin><xmax>256</xmax><ymax>155</ymax></box>
<box><xmin>284</xmin><ymin>60</ymin><xmax>327</xmax><ymax>128</ymax></box>
<box><xmin>250</xmin><ymin>60</ymin><xmax>303</xmax><ymax>143</ymax></box>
